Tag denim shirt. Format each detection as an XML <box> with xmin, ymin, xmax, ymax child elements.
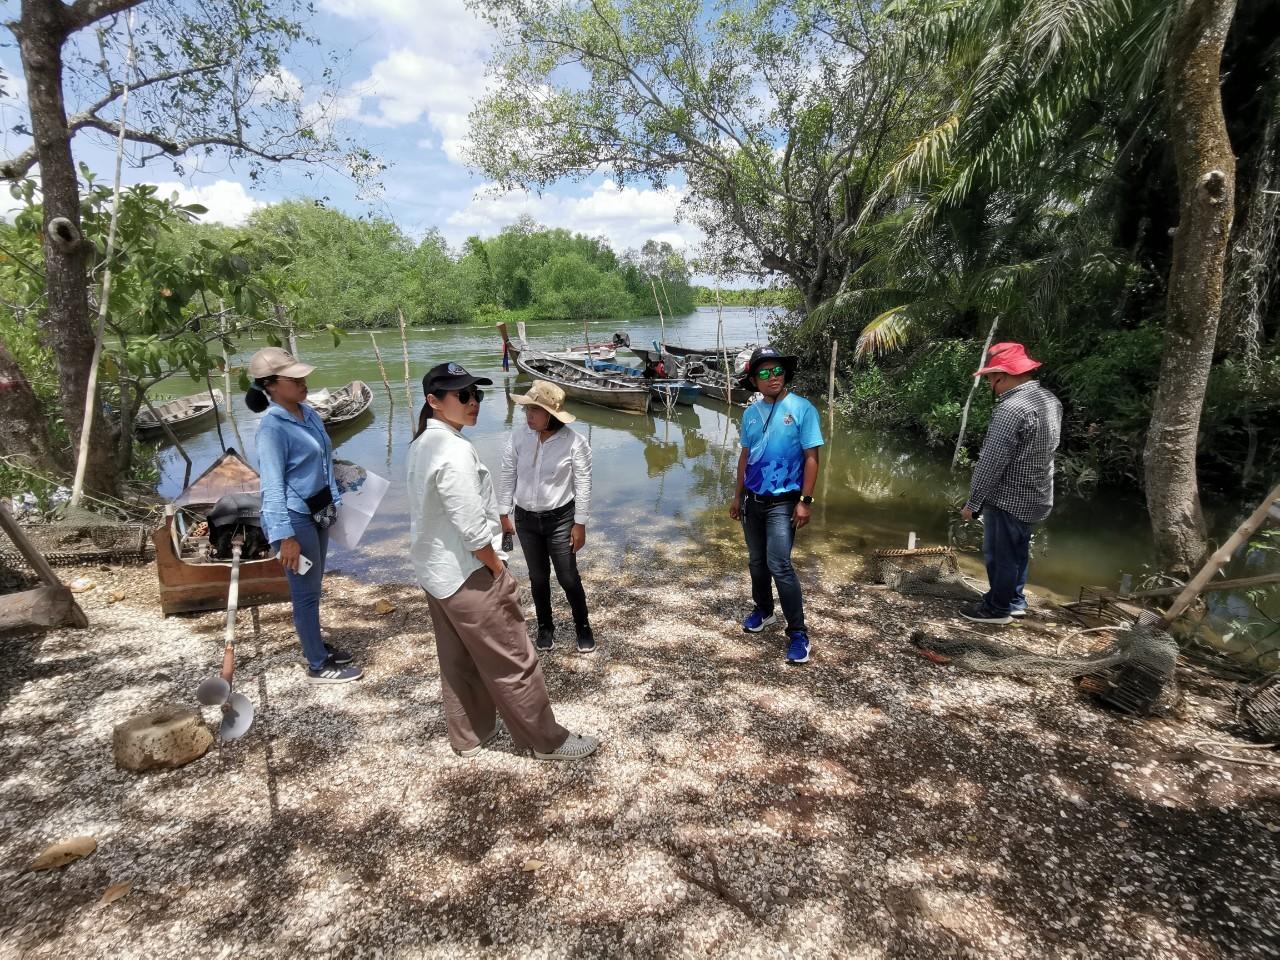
<box><xmin>257</xmin><ymin>402</ymin><xmax>341</xmax><ymax>544</ymax></box>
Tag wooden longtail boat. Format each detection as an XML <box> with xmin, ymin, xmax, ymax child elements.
<box><xmin>514</xmin><ymin>350</ymin><xmax>651</xmax><ymax>415</ymax></box>
<box><xmin>135</xmin><ymin>389</ymin><xmax>223</xmax><ymax>436</ymax></box>
<box><xmin>691</xmin><ymin>374</ymin><xmax>755</xmax><ymax>407</ymax></box>
<box><xmin>584</xmin><ymin>359</ymin><xmax>702</xmax><ymax>405</ymax></box>
<box><xmin>154</xmin><ymin>449</ymin><xmax>290</xmax><ymax>616</ymax></box>
<box><xmin>312</xmin><ymin>380</ymin><xmax>373</xmax><ymax>430</ymax></box>
<box><xmin>498</xmin><ymin>322</ymin><xmax>614</xmax><ymax>366</ymax></box>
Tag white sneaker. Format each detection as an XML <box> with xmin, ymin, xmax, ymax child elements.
<box><xmin>534</xmin><ymin>733</ymin><xmax>600</xmax><ymax>760</ymax></box>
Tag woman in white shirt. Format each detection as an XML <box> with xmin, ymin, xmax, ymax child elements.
<box><xmin>497</xmin><ymin>380</ymin><xmax>595</xmax><ymax>653</ymax></box>
<box><xmin>407</xmin><ymin>362</ymin><xmax>598</xmax><ymax>761</ymax></box>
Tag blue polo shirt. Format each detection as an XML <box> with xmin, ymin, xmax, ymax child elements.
<box><xmin>740</xmin><ymin>392</ymin><xmax>824</xmax><ymax>495</ymax></box>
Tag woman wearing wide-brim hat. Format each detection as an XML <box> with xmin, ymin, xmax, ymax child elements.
<box><xmin>497</xmin><ymin>380</ymin><xmax>596</xmax><ymax>654</ymax></box>
<box><xmin>246</xmin><ymin>346</ymin><xmax>362</xmax><ymax>684</ymax></box>
<box><xmin>407</xmin><ymin>364</ymin><xmax>598</xmax><ymax>761</ymax></box>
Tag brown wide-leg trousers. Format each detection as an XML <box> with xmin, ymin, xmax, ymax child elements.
<box><xmin>425</xmin><ymin>567</ymin><xmax>569</xmax><ymax>754</ymax></box>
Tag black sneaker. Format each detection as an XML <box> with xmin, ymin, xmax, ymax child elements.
<box><xmin>536</xmin><ymin>626</ymin><xmax>555</xmax><ymax>651</ymax></box>
<box><xmin>307</xmin><ymin>659</ymin><xmax>363</xmax><ymax>684</ymax></box>
<box><xmin>325</xmin><ymin>644</ymin><xmax>353</xmax><ymax>665</ymax></box>
<box><xmin>576</xmin><ymin>626</ymin><xmax>596</xmax><ymax>654</ymax></box>
<box><xmin>960</xmin><ymin>603</ymin><xmax>1013</xmax><ymax>625</ymax></box>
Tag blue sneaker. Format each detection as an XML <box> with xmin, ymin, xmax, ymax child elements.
<box><xmin>742</xmin><ymin>609</ymin><xmax>777</xmax><ymax>633</ymax></box>
<box><xmin>785</xmin><ymin>630</ymin><xmax>810</xmax><ymax>664</ymax></box>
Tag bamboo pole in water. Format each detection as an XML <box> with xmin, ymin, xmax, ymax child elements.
<box><xmin>70</xmin><ymin>12</ymin><xmax>135</xmax><ymax>510</ymax></box>
<box><xmin>715</xmin><ymin>283</ymin><xmax>731</xmax><ymax>408</ymax></box>
<box><xmin>221</xmin><ymin>311</ymin><xmax>245</xmax><ymax>451</ymax></box>
<box><xmin>952</xmin><ymin>316</ymin><xmax>1000</xmax><ymax>470</ymax></box>
<box><xmin>649</xmin><ymin>277</ymin><xmax>667</xmax><ymax>352</ymax></box>
<box><xmin>398</xmin><ymin>308</ymin><xmax>413</xmax><ymax>436</ymax></box>
<box><xmin>369</xmin><ymin>332</ymin><xmax>394</xmax><ymax>402</ymax></box>
<box><xmin>827</xmin><ymin>338</ymin><xmax>838</xmax><ymax>422</ymax></box>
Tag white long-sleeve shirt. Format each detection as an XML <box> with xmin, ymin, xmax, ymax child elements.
<box><xmin>407</xmin><ymin>418</ymin><xmax>507</xmax><ymax>599</ymax></box>
<box><xmin>497</xmin><ymin>421</ymin><xmax>592</xmax><ymax>525</ymax></box>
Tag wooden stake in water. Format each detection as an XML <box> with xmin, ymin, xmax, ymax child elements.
<box><xmin>953</xmin><ymin>316</ymin><xmax>1000</xmax><ymax>470</ymax></box>
<box><xmin>827</xmin><ymin>337</ymin><xmax>838</xmax><ymax>426</ymax></box>
<box><xmin>398</xmin><ymin>307</ymin><xmax>413</xmax><ymax>435</ymax></box>
<box><xmin>369</xmin><ymin>332</ymin><xmax>393</xmax><ymax>402</ymax></box>
<box><xmin>221</xmin><ymin>311</ymin><xmax>245</xmax><ymax>451</ymax></box>
<box><xmin>649</xmin><ymin>276</ymin><xmax>667</xmax><ymax>352</ymax></box>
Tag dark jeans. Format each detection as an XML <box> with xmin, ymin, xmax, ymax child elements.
<box><xmin>273</xmin><ymin>509</ymin><xmax>330</xmax><ymax>670</ymax></box>
<box><xmin>513</xmin><ymin>500</ymin><xmax>590</xmax><ymax>631</ymax></box>
<box><xmin>981</xmin><ymin>505</ymin><xmax>1034</xmax><ymax>616</ymax></box>
<box><xmin>741</xmin><ymin>494</ymin><xmax>806</xmax><ymax>632</ymax></box>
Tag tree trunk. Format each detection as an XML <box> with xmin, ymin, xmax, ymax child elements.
<box><xmin>0</xmin><ymin>341</ymin><xmax>66</xmax><ymax>474</ymax></box>
<box><xmin>12</xmin><ymin>1</ymin><xmax>119</xmax><ymax>497</ymax></box>
<box><xmin>1142</xmin><ymin>0</ymin><xmax>1237</xmax><ymax>575</ymax></box>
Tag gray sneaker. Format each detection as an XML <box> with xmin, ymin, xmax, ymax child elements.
<box><xmin>534</xmin><ymin>733</ymin><xmax>599</xmax><ymax>760</ymax></box>
<box><xmin>307</xmin><ymin>660</ymin><xmax>363</xmax><ymax>684</ymax></box>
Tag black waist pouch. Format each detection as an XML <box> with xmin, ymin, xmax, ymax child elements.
<box><xmin>303</xmin><ymin>485</ymin><xmax>337</xmax><ymax>529</ymax></box>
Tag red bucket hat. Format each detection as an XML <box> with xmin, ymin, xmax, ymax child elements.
<box><xmin>976</xmin><ymin>342</ymin><xmax>1042</xmax><ymax>376</ymax></box>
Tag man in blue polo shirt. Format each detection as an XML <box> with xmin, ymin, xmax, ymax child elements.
<box><xmin>729</xmin><ymin>347</ymin><xmax>824</xmax><ymax>664</ymax></box>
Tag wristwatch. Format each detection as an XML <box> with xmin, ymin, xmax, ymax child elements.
<box><xmin>799</xmin><ymin>495</ymin><xmax>814</xmax><ymax>505</ymax></box>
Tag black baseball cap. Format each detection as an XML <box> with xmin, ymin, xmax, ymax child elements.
<box><xmin>738</xmin><ymin>346</ymin><xmax>798</xmax><ymax>389</ymax></box>
<box><xmin>422</xmin><ymin>361</ymin><xmax>493</xmax><ymax>396</ymax></box>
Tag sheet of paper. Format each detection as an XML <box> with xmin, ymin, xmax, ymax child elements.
<box><xmin>330</xmin><ymin>461</ymin><xmax>390</xmax><ymax>551</ymax></box>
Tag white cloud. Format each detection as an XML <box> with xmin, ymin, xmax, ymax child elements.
<box><xmin>147</xmin><ymin>179</ymin><xmax>266</xmax><ymax>226</ymax></box>
<box><xmin>320</xmin><ymin>0</ymin><xmax>494</xmax><ymax>164</ymax></box>
<box><xmin>446</xmin><ymin>179</ymin><xmax>704</xmax><ymax>254</ymax></box>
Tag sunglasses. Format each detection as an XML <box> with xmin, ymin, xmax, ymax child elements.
<box><xmin>454</xmin><ymin>387</ymin><xmax>484</xmax><ymax>404</ymax></box>
<box><xmin>754</xmin><ymin>365</ymin><xmax>787</xmax><ymax>381</ymax></box>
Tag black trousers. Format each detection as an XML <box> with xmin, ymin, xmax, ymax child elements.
<box><xmin>513</xmin><ymin>500</ymin><xmax>590</xmax><ymax>631</ymax></box>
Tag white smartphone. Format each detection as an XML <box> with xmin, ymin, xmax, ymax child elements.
<box><xmin>295</xmin><ymin>553</ymin><xmax>313</xmax><ymax>575</ymax></box>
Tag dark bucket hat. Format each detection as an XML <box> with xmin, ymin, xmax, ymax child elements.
<box><xmin>738</xmin><ymin>346</ymin><xmax>799</xmax><ymax>390</ymax></box>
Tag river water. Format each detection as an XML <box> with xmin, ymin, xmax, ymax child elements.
<box><xmin>154</xmin><ymin>306</ymin><xmax>1154</xmax><ymax>600</ymax></box>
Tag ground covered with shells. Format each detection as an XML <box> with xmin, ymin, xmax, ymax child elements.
<box><xmin>2</xmin><ymin>535</ymin><xmax>1278</xmax><ymax>959</ymax></box>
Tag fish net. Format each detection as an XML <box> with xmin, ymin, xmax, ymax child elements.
<box><xmin>1</xmin><ymin>513</ymin><xmax>153</xmax><ymax>568</ymax></box>
<box><xmin>872</xmin><ymin>547</ymin><xmax>982</xmax><ymax>601</ymax></box>
<box><xmin>911</xmin><ymin>611</ymin><xmax>1180</xmax><ymax>715</ymax></box>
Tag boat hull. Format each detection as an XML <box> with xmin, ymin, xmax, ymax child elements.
<box><xmin>515</xmin><ymin>351</ymin><xmax>650</xmax><ymax>414</ymax></box>
<box><xmin>136</xmin><ymin>390</ymin><xmax>223</xmax><ymax>436</ymax></box>
<box><xmin>693</xmin><ymin>376</ymin><xmax>754</xmax><ymax>406</ymax></box>
<box><xmin>153</xmin><ymin>515</ymin><xmax>290</xmax><ymax>616</ymax></box>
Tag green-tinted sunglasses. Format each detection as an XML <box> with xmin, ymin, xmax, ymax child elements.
<box><xmin>755</xmin><ymin>365</ymin><xmax>786</xmax><ymax>381</ymax></box>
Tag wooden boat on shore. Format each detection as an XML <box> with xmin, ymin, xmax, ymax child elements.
<box><xmin>311</xmin><ymin>380</ymin><xmax>373</xmax><ymax>430</ymax></box>
<box><xmin>515</xmin><ymin>349</ymin><xmax>651</xmax><ymax>414</ymax></box>
<box><xmin>154</xmin><ymin>449</ymin><xmax>290</xmax><ymax>616</ymax></box>
<box><xmin>135</xmin><ymin>389</ymin><xmax>223</xmax><ymax>436</ymax></box>
<box><xmin>585</xmin><ymin>359</ymin><xmax>702</xmax><ymax>405</ymax></box>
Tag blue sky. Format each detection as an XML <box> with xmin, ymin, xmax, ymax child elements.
<box><xmin>0</xmin><ymin>0</ymin><xmax>705</xmax><ymax>260</ymax></box>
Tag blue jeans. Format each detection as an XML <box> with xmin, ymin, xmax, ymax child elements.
<box><xmin>982</xmin><ymin>506</ymin><xmax>1034</xmax><ymax>616</ymax></box>
<box><xmin>742</xmin><ymin>495</ymin><xmax>806</xmax><ymax>632</ymax></box>
<box><xmin>274</xmin><ymin>509</ymin><xmax>330</xmax><ymax>669</ymax></box>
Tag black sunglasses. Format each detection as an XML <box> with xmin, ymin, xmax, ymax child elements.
<box><xmin>454</xmin><ymin>387</ymin><xmax>484</xmax><ymax>404</ymax></box>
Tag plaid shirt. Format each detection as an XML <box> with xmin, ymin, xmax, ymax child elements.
<box><xmin>965</xmin><ymin>381</ymin><xmax>1062</xmax><ymax>523</ymax></box>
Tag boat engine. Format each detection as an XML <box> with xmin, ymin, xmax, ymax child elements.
<box><xmin>207</xmin><ymin>493</ymin><xmax>272</xmax><ymax>561</ymax></box>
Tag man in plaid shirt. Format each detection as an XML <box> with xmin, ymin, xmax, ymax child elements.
<box><xmin>959</xmin><ymin>343</ymin><xmax>1062</xmax><ymax>624</ymax></box>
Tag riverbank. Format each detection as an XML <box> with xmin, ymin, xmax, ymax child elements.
<box><xmin>2</xmin><ymin>538</ymin><xmax>1277</xmax><ymax>959</ymax></box>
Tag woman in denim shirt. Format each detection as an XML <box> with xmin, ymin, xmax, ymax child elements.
<box><xmin>247</xmin><ymin>347</ymin><xmax>363</xmax><ymax>684</ymax></box>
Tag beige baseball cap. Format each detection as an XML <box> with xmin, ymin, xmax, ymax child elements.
<box><xmin>248</xmin><ymin>346</ymin><xmax>315</xmax><ymax>380</ymax></box>
<box><xmin>511</xmin><ymin>379</ymin><xmax>576</xmax><ymax>424</ymax></box>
